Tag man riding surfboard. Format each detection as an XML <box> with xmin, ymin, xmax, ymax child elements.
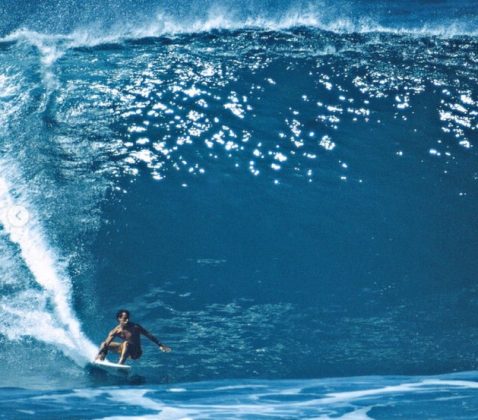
<box><xmin>96</xmin><ymin>309</ymin><xmax>171</xmax><ymax>364</ymax></box>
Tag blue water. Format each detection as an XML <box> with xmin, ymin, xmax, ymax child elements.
<box><xmin>3</xmin><ymin>372</ymin><xmax>478</xmax><ymax>419</ymax></box>
<box><xmin>1</xmin><ymin>0</ymin><xmax>478</xmax><ymax>418</ymax></box>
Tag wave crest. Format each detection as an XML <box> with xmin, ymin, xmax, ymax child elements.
<box><xmin>2</xmin><ymin>3</ymin><xmax>477</xmax><ymax>50</ymax></box>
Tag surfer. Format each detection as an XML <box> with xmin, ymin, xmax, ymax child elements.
<box><xmin>96</xmin><ymin>309</ymin><xmax>171</xmax><ymax>364</ymax></box>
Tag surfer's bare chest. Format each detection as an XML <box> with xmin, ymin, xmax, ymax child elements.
<box><xmin>116</xmin><ymin>325</ymin><xmax>141</xmax><ymax>343</ymax></box>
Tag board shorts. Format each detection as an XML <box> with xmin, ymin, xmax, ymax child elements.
<box><xmin>117</xmin><ymin>342</ymin><xmax>143</xmax><ymax>360</ymax></box>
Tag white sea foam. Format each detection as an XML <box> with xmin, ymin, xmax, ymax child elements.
<box><xmin>17</xmin><ymin>373</ymin><xmax>478</xmax><ymax>418</ymax></box>
<box><xmin>103</xmin><ymin>10</ymin><xmax>478</xmax><ymax>39</ymax></box>
<box><xmin>319</xmin><ymin>378</ymin><xmax>478</xmax><ymax>405</ymax></box>
<box><xmin>0</xmin><ymin>163</ymin><xmax>97</xmax><ymax>366</ymax></box>
<box><xmin>3</xmin><ymin>30</ymin><xmax>66</xmax><ymax>90</ymax></box>
<box><xmin>1</xmin><ymin>10</ymin><xmax>476</xmax><ymax>58</ymax></box>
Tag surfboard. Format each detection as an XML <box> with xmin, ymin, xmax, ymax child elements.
<box><xmin>90</xmin><ymin>359</ymin><xmax>131</xmax><ymax>375</ymax></box>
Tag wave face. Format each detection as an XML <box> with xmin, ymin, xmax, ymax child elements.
<box><xmin>0</xmin><ymin>1</ymin><xmax>478</xmax><ymax>417</ymax></box>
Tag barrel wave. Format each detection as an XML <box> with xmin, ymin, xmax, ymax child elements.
<box><xmin>0</xmin><ymin>0</ymin><xmax>478</xmax><ymax>418</ymax></box>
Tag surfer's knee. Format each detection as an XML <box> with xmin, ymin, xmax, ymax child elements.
<box><xmin>120</xmin><ymin>341</ymin><xmax>130</xmax><ymax>355</ymax></box>
<box><xmin>98</xmin><ymin>345</ymin><xmax>108</xmax><ymax>360</ymax></box>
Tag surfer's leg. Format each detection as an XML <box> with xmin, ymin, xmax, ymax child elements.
<box><xmin>118</xmin><ymin>342</ymin><xmax>130</xmax><ymax>364</ymax></box>
<box><xmin>98</xmin><ymin>342</ymin><xmax>121</xmax><ymax>360</ymax></box>
<box><xmin>109</xmin><ymin>342</ymin><xmax>121</xmax><ymax>351</ymax></box>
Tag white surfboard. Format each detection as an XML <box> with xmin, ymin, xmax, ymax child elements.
<box><xmin>90</xmin><ymin>359</ymin><xmax>131</xmax><ymax>374</ymax></box>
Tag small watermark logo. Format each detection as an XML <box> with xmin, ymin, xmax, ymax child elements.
<box><xmin>7</xmin><ymin>205</ymin><xmax>29</xmax><ymax>227</ymax></box>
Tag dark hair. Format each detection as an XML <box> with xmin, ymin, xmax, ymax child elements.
<box><xmin>116</xmin><ymin>309</ymin><xmax>130</xmax><ymax>319</ymax></box>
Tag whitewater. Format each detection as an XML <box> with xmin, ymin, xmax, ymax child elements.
<box><xmin>0</xmin><ymin>0</ymin><xmax>478</xmax><ymax>418</ymax></box>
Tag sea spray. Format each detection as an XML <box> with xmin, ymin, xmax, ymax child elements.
<box><xmin>1</xmin><ymin>0</ymin><xmax>477</xmax><ymax>40</ymax></box>
<box><xmin>0</xmin><ymin>170</ymin><xmax>97</xmax><ymax>365</ymax></box>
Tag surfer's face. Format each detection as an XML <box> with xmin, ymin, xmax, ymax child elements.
<box><xmin>117</xmin><ymin>312</ymin><xmax>129</xmax><ymax>326</ymax></box>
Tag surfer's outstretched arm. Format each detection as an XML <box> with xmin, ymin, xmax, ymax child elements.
<box><xmin>139</xmin><ymin>325</ymin><xmax>171</xmax><ymax>352</ymax></box>
<box><xmin>96</xmin><ymin>327</ymin><xmax>119</xmax><ymax>360</ymax></box>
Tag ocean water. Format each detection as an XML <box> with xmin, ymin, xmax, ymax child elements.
<box><xmin>1</xmin><ymin>0</ymin><xmax>478</xmax><ymax>418</ymax></box>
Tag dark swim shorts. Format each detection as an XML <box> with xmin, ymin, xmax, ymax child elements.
<box><xmin>117</xmin><ymin>342</ymin><xmax>143</xmax><ymax>359</ymax></box>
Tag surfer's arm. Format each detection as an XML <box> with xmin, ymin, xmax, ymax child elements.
<box><xmin>139</xmin><ymin>325</ymin><xmax>171</xmax><ymax>352</ymax></box>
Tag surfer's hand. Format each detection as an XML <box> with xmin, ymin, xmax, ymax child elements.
<box><xmin>96</xmin><ymin>350</ymin><xmax>106</xmax><ymax>361</ymax></box>
<box><xmin>159</xmin><ymin>344</ymin><xmax>171</xmax><ymax>352</ymax></box>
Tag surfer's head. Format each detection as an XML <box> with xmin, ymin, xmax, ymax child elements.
<box><xmin>116</xmin><ymin>309</ymin><xmax>130</xmax><ymax>326</ymax></box>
